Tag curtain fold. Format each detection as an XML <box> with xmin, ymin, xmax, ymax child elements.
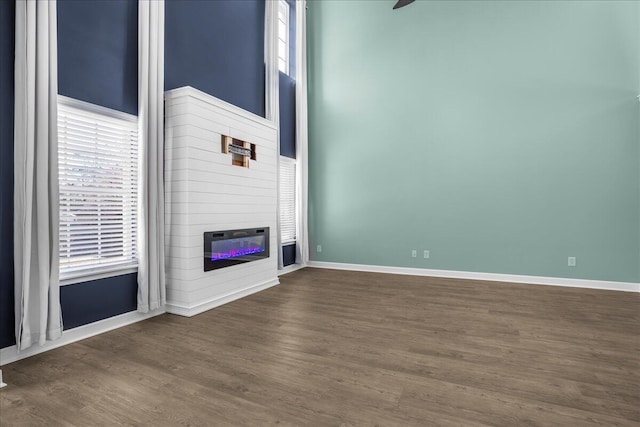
<box><xmin>137</xmin><ymin>0</ymin><xmax>166</xmax><ymax>313</ymax></box>
<box><xmin>14</xmin><ymin>0</ymin><xmax>63</xmax><ymax>350</ymax></box>
<box><xmin>295</xmin><ymin>0</ymin><xmax>310</xmax><ymax>266</ymax></box>
<box><xmin>265</xmin><ymin>0</ymin><xmax>284</xmax><ymax>270</ymax></box>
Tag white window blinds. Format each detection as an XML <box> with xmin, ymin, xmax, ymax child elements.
<box><xmin>57</xmin><ymin>97</ymin><xmax>139</xmax><ymax>276</ymax></box>
<box><xmin>279</xmin><ymin>158</ymin><xmax>296</xmax><ymax>243</ymax></box>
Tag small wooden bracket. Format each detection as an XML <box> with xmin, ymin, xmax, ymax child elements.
<box><xmin>221</xmin><ymin>135</ymin><xmax>256</xmax><ymax>168</ymax></box>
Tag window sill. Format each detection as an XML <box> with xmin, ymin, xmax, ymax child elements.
<box><xmin>60</xmin><ymin>265</ymin><xmax>138</xmax><ymax>286</ymax></box>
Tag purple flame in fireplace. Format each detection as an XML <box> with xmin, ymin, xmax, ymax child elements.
<box><xmin>211</xmin><ymin>236</ymin><xmax>266</xmax><ymax>261</ymax></box>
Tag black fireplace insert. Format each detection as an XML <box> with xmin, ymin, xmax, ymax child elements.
<box><xmin>203</xmin><ymin>227</ymin><xmax>270</xmax><ymax>271</ymax></box>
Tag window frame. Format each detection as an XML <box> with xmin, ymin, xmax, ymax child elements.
<box><xmin>277</xmin><ymin>0</ymin><xmax>290</xmax><ymax>75</ymax></box>
<box><xmin>57</xmin><ymin>95</ymin><xmax>139</xmax><ymax>286</ymax></box>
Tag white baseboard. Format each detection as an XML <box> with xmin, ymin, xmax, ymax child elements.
<box><xmin>0</xmin><ymin>369</ymin><xmax>6</xmax><ymax>388</ymax></box>
<box><xmin>0</xmin><ymin>308</ymin><xmax>165</xmax><ymax>367</ymax></box>
<box><xmin>166</xmin><ymin>277</ymin><xmax>280</xmax><ymax>317</ymax></box>
<box><xmin>307</xmin><ymin>261</ymin><xmax>640</xmax><ymax>293</ymax></box>
<box><xmin>278</xmin><ymin>263</ymin><xmax>306</xmax><ymax>276</ymax></box>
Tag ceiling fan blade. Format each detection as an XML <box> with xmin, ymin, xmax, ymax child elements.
<box><xmin>393</xmin><ymin>0</ymin><xmax>416</xmax><ymax>10</ymax></box>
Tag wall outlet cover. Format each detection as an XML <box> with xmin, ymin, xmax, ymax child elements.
<box><xmin>316</xmin><ymin>245</ymin><xmax>322</xmax><ymax>253</ymax></box>
<box><xmin>424</xmin><ymin>250</ymin><xmax>430</xmax><ymax>259</ymax></box>
<box><xmin>568</xmin><ymin>257</ymin><xmax>577</xmax><ymax>267</ymax></box>
<box><xmin>411</xmin><ymin>250</ymin><xmax>417</xmax><ymax>258</ymax></box>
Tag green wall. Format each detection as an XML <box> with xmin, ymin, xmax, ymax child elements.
<box><xmin>307</xmin><ymin>0</ymin><xmax>640</xmax><ymax>283</ymax></box>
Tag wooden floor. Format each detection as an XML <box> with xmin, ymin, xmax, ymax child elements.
<box><xmin>1</xmin><ymin>268</ymin><xmax>639</xmax><ymax>426</ymax></box>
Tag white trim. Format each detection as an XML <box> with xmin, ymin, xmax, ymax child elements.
<box><xmin>60</xmin><ymin>265</ymin><xmax>138</xmax><ymax>286</ymax></box>
<box><xmin>58</xmin><ymin>95</ymin><xmax>137</xmax><ymax>123</ymax></box>
<box><xmin>278</xmin><ymin>263</ymin><xmax>306</xmax><ymax>276</ymax></box>
<box><xmin>0</xmin><ymin>370</ymin><xmax>6</xmax><ymax>388</ymax></box>
<box><xmin>307</xmin><ymin>261</ymin><xmax>640</xmax><ymax>293</ymax></box>
<box><xmin>165</xmin><ymin>278</ymin><xmax>280</xmax><ymax>317</ymax></box>
<box><xmin>1</xmin><ymin>308</ymin><xmax>165</xmax><ymax>366</ymax></box>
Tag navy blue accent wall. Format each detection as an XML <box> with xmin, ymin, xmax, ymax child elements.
<box><xmin>57</xmin><ymin>0</ymin><xmax>138</xmax><ymax>115</ymax></box>
<box><xmin>283</xmin><ymin>243</ymin><xmax>296</xmax><ymax>267</ymax></box>
<box><xmin>165</xmin><ymin>0</ymin><xmax>266</xmax><ymax>118</ymax></box>
<box><xmin>0</xmin><ymin>0</ymin><xmax>16</xmax><ymax>350</ymax></box>
<box><xmin>279</xmin><ymin>72</ymin><xmax>296</xmax><ymax>159</ymax></box>
<box><xmin>60</xmin><ymin>274</ymin><xmax>138</xmax><ymax>330</ymax></box>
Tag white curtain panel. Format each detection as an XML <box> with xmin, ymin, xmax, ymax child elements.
<box><xmin>137</xmin><ymin>0</ymin><xmax>166</xmax><ymax>313</ymax></box>
<box><xmin>14</xmin><ymin>0</ymin><xmax>63</xmax><ymax>350</ymax></box>
<box><xmin>295</xmin><ymin>0</ymin><xmax>310</xmax><ymax>265</ymax></box>
<box><xmin>265</xmin><ymin>0</ymin><xmax>284</xmax><ymax>270</ymax></box>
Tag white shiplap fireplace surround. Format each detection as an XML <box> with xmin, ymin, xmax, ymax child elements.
<box><xmin>164</xmin><ymin>86</ymin><xmax>279</xmax><ymax>317</ymax></box>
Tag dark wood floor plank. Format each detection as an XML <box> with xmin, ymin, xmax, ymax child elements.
<box><xmin>1</xmin><ymin>267</ymin><xmax>638</xmax><ymax>426</ymax></box>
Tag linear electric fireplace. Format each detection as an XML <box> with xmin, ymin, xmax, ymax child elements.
<box><xmin>203</xmin><ymin>227</ymin><xmax>270</xmax><ymax>271</ymax></box>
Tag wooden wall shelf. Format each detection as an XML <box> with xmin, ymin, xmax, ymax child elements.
<box><xmin>221</xmin><ymin>135</ymin><xmax>256</xmax><ymax>168</ymax></box>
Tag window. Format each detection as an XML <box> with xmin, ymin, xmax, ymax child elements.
<box><xmin>279</xmin><ymin>157</ymin><xmax>296</xmax><ymax>243</ymax></box>
<box><xmin>57</xmin><ymin>96</ymin><xmax>139</xmax><ymax>280</ymax></box>
<box><xmin>277</xmin><ymin>0</ymin><xmax>290</xmax><ymax>74</ymax></box>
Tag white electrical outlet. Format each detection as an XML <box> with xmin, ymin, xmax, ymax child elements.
<box><xmin>411</xmin><ymin>249</ymin><xmax>417</xmax><ymax>258</ymax></box>
<box><xmin>568</xmin><ymin>256</ymin><xmax>576</xmax><ymax>267</ymax></box>
<box><xmin>317</xmin><ymin>245</ymin><xmax>322</xmax><ymax>253</ymax></box>
<box><xmin>423</xmin><ymin>250</ymin><xmax>430</xmax><ymax>259</ymax></box>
